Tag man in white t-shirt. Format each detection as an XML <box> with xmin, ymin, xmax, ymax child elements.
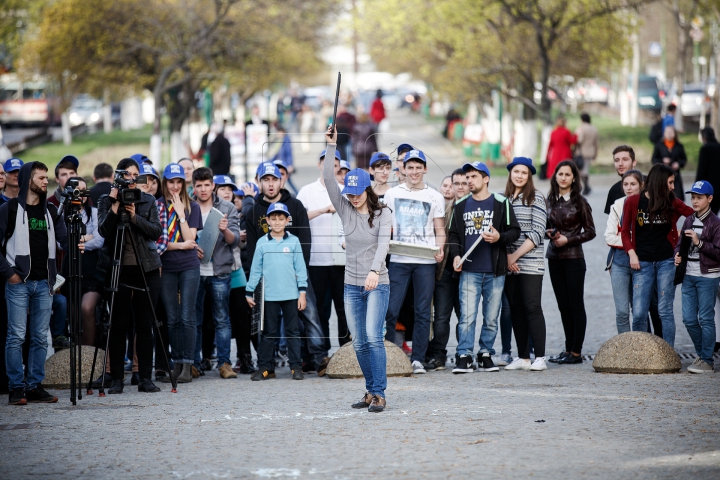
<box><xmin>297</xmin><ymin>149</ymin><xmax>350</xmax><ymax>366</ymax></box>
<box><xmin>383</xmin><ymin>149</ymin><xmax>446</xmax><ymax>374</ymax></box>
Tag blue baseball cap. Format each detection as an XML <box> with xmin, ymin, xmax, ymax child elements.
<box><xmin>272</xmin><ymin>159</ymin><xmax>288</xmax><ymax>172</ymax></box>
<box><xmin>319</xmin><ymin>149</ymin><xmax>342</xmax><ymax>161</ymax></box>
<box><xmin>258</xmin><ymin>163</ymin><xmax>281</xmax><ymax>179</ymax></box>
<box><xmin>397</xmin><ymin>143</ymin><xmax>414</xmax><ymax>154</ymax></box>
<box><xmin>56</xmin><ymin>154</ymin><xmax>79</xmax><ymax>176</ymax></box>
<box><xmin>403</xmin><ymin>149</ymin><xmax>427</xmax><ymax>164</ymax></box>
<box><xmin>3</xmin><ymin>157</ymin><xmax>23</xmax><ymax>172</ymax></box>
<box><xmin>370</xmin><ymin>152</ymin><xmax>391</xmax><ymax>167</ymax></box>
<box><xmin>267</xmin><ymin>202</ymin><xmax>290</xmax><ymax>217</ymax></box>
<box><xmin>163</xmin><ymin>163</ymin><xmax>186</xmax><ymax>180</ymax></box>
<box><xmin>213</xmin><ymin>175</ymin><xmax>237</xmax><ymax>190</ymax></box>
<box><xmin>139</xmin><ymin>163</ymin><xmax>159</xmax><ymax>179</ymax></box>
<box><xmin>341</xmin><ymin>168</ymin><xmax>372</xmax><ymax>196</ymax></box>
<box><xmin>130</xmin><ymin>153</ymin><xmax>151</xmax><ymax>165</ymax></box>
<box><xmin>507</xmin><ymin>157</ymin><xmax>536</xmax><ymax>175</ymax></box>
<box><xmin>462</xmin><ymin>161</ymin><xmax>490</xmax><ymax>177</ymax></box>
<box><xmin>339</xmin><ymin>160</ymin><xmax>351</xmax><ymax>171</ymax></box>
<box><xmin>687</xmin><ymin>180</ymin><xmax>714</xmax><ymax>196</ymax></box>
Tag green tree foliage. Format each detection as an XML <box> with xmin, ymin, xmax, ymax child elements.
<box><xmin>361</xmin><ymin>0</ymin><xmax>650</xmax><ymax>120</ymax></box>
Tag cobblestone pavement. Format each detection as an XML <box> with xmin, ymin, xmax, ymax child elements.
<box><xmin>1</xmin><ymin>110</ymin><xmax>719</xmax><ymax>479</ymax></box>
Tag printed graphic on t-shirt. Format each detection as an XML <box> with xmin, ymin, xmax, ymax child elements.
<box><xmin>29</xmin><ymin>217</ymin><xmax>47</xmax><ymax>231</ymax></box>
<box><xmin>636</xmin><ymin>207</ymin><xmax>668</xmax><ymax>227</ymax></box>
<box><xmin>393</xmin><ymin>198</ymin><xmax>431</xmax><ymax>244</ymax></box>
<box><xmin>687</xmin><ymin>219</ymin><xmax>704</xmax><ymax>260</ymax></box>
<box><xmin>463</xmin><ymin>208</ymin><xmax>493</xmax><ymax>235</ymax></box>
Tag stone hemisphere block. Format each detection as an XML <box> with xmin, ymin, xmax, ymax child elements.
<box><xmin>592</xmin><ymin>332</ymin><xmax>681</xmax><ymax>374</ymax></box>
<box><xmin>44</xmin><ymin>347</ymin><xmax>106</xmax><ymax>388</ymax></box>
<box><xmin>326</xmin><ymin>340</ymin><xmax>413</xmax><ymax>379</ymax></box>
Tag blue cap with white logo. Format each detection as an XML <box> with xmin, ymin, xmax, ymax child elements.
<box><xmin>213</xmin><ymin>175</ymin><xmax>237</xmax><ymax>190</ymax></box>
<box><xmin>3</xmin><ymin>157</ymin><xmax>23</xmax><ymax>172</ymax></box>
<box><xmin>319</xmin><ymin>149</ymin><xmax>342</xmax><ymax>161</ymax></box>
<box><xmin>403</xmin><ymin>149</ymin><xmax>427</xmax><ymax>164</ymax></box>
<box><xmin>258</xmin><ymin>163</ymin><xmax>281</xmax><ymax>180</ymax></box>
<box><xmin>267</xmin><ymin>202</ymin><xmax>290</xmax><ymax>217</ymax></box>
<box><xmin>163</xmin><ymin>163</ymin><xmax>186</xmax><ymax>180</ymax></box>
<box><xmin>339</xmin><ymin>160</ymin><xmax>351</xmax><ymax>171</ymax></box>
<box><xmin>370</xmin><ymin>152</ymin><xmax>391</xmax><ymax>167</ymax></box>
<box><xmin>341</xmin><ymin>168</ymin><xmax>372</xmax><ymax>196</ymax></box>
<box><xmin>272</xmin><ymin>159</ymin><xmax>288</xmax><ymax>172</ymax></box>
<box><xmin>686</xmin><ymin>180</ymin><xmax>714</xmax><ymax>196</ymax></box>
<box><xmin>462</xmin><ymin>161</ymin><xmax>491</xmax><ymax>177</ymax></box>
<box><xmin>130</xmin><ymin>153</ymin><xmax>151</xmax><ymax>165</ymax></box>
<box><xmin>139</xmin><ymin>163</ymin><xmax>159</xmax><ymax>179</ymax></box>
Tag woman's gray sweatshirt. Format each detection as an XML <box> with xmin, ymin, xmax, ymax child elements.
<box><xmin>323</xmin><ymin>144</ymin><xmax>391</xmax><ymax>286</ymax></box>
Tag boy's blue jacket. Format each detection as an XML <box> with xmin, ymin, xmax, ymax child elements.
<box><xmin>246</xmin><ymin>231</ymin><xmax>307</xmax><ymax>301</ymax></box>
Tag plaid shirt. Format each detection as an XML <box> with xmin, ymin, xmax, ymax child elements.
<box><xmin>156</xmin><ymin>198</ymin><xmax>168</xmax><ymax>255</ymax></box>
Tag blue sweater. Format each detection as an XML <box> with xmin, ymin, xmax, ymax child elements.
<box><xmin>246</xmin><ymin>231</ymin><xmax>308</xmax><ymax>301</ymax></box>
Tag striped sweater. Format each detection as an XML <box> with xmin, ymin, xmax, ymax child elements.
<box><xmin>507</xmin><ymin>192</ymin><xmax>547</xmax><ymax>276</ymax></box>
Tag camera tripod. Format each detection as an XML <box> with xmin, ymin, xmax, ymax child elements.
<box><xmin>87</xmin><ymin>206</ymin><xmax>177</xmax><ymax>395</ymax></box>
<box><xmin>64</xmin><ymin>198</ymin><xmax>86</xmax><ymax>405</ymax></box>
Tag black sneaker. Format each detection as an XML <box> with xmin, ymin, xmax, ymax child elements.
<box><xmin>52</xmin><ymin>336</ymin><xmax>71</xmax><ymax>350</ymax></box>
<box><xmin>107</xmin><ymin>379</ymin><xmax>124</xmax><ymax>394</ymax></box>
<box><xmin>423</xmin><ymin>358</ymin><xmax>446</xmax><ymax>371</ymax></box>
<box><xmin>251</xmin><ymin>370</ymin><xmax>276</xmax><ymax>381</ymax></box>
<box><xmin>8</xmin><ymin>388</ymin><xmax>27</xmax><ymax>405</ymax></box>
<box><xmin>137</xmin><ymin>378</ymin><xmax>161</xmax><ymax>392</ymax></box>
<box><xmin>291</xmin><ymin>369</ymin><xmax>304</xmax><ymax>380</ymax></box>
<box><xmin>26</xmin><ymin>386</ymin><xmax>58</xmax><ymax>403</ymax></box>
<box><xmin>302</xmin><ymin>361</ymin><xmax>317</xmax><ymax>373</ymax></box>
<box><xmin>452</xmin><ymin>354</ymin><xmax>474</xmax><ymax>374</ymax></box>
<box><xmin>131</xmin><ymin>372</ymin><xmax>140</xmax><ymax>385</ymax></box>
<box><xmin>478</xmin><ymin>353</ymin><xmax>499</xmax><ymax>372</ymax></box>
<box><xmin>548</xmin><ymin>351</ymin><xmax>567</xmax><ymax>363</ymax></box>
<box><xmin>200</xmin><ymin>358</ymin><xmax>213</xmax><ymax>371</ymax></box>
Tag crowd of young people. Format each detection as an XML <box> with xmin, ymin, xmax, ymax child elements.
<box><xmin>2</xmin><ymin>125</ymin><xmax>719</xmax><ymax>408</ymax></box>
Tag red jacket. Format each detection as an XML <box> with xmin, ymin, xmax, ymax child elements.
<box><xmin>621</xmin><ymin>194</ymin><xmax>693</xmax><ymax>255</ymax></box>
<box><xmin>547</xmin><ymin>126</ymin><xmax>577</xmax><ymax>176</ymax></box>
<box><xmin>370</xmin><ymin>98</ymin><xmax>385</xmax><ymax>124</ymax></box>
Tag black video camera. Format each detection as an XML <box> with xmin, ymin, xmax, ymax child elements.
<box><xmin>60</xmin><ymin>178</ymin><xmax>91</xmax><ymax>205</ymax></box>
<box><xmin>113</xmin><ymin>170</ymin><xmax>147</xmax><ymax>204</ymax></box>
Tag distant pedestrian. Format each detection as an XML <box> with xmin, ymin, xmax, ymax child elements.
<box><xmin>675</xmin><ymin>180</ymin><xmax>720</xmax><ymax>374</ymax></box>
<box><xmin>209</xmin><ymin>121</ymin><xmax>231</xmax><ymax>176</ymax></box>
<box><xmin>546</xmin><ymin>117</ymin><xmax>577</xmax><ymax>180</ymax></box>
<box><xmin>370</xmin><ymin>90</ymin><xmax>386</xmax><ymax>125</ymax></box>
<box><xmin>546</xmin><ymin>160</ymin><xmax>595</xmax><ymax>365</ymax></box>
<box><xmin>351</xmin><ymin>113</ymin><xmax>378</xmax><ymax>170</ymax></box>
<box><xmin>574</xmin><ymin>113</ymin><xmax>598</xmax><ymax>195</ymax></box>
<box><xmin>652</xmin><ymin>125</ymin><xmax>686</xmax><ymax>201</ymax></box>
<box><xmin>695</xmin><ymin>127</ymin><xmax>720</xmax><ymax>214</ymax></box>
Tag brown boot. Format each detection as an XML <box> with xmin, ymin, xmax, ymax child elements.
<box><xmin>218</xmin><ymin>363</ymin><xmax>238</xmax><ymax>379</ymax></box>
<box><xmin>316</xmin><ymin>357</ymin><xmax>331</xmax><ymax>377</ymax></box>
<box><xmin>368</xmin><ymin>395</ymin><xmax>386</xmax><ymax>413</ymax></box>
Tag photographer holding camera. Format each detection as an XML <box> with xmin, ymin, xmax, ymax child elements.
<box><xmin>97</xmin><ymin>158</ymin><xmax>163</xmax><ymax>394</ymax></box>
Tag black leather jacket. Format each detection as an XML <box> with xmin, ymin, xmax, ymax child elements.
<box><xmin>545</xmin><ymin>194</ymin><xmax>596</xmax><ymax>260</ymax></box>
<box><xmin>97</xmin><ymin>191</ymin><xmax>162</xmax><ymax>273</ymax></box>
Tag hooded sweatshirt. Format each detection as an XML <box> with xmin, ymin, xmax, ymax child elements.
<box><xmin>245</xmin><ymin>188</ymin><xmax>311</xmax><ymax>267</ymax></box>
<box><xmin>0</xmin><ymin>162</ymin><xmax>68</xmax><ymax>293</ymax></box>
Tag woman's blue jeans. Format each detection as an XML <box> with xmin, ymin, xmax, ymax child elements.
<box><xmin>345</xmin><ymin>283</ymin><xmax>390</xmax><ymax>398</ymax></box>
<box><xmin>631</xmin><ymin>258</ymin><xmax>677</xmax><ymax>347</ymax></box>
<box><xmin>162</xmin><ymin>269</ymin><xmax>201</xmax><ymax>364</ymax></box>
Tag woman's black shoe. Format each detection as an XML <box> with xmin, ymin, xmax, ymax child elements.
<box><xmin>138</xmin><ymin>379</ymin><xmax>161</xmax><ymax>392</ymax></box>
<box><xmin>131</xmin><ymin>372</ymin><xmax>140</xmax><ymax>385</ymax></box>
<box><xmin>548</xmin><ymin>351</ymin><xmax>568</xmax><ymax>364</ymax></box>
<box><xmin>351</xmin><ymin>392</ymin><xmax>373</xmax><ymax>409</ymax></box>
<box><xmin>107</xmin><ymin>380</ymin><xmax>124</xmax><ymax>394</ymax></box>
<box><xmin>91</xmin><ymin>373</ymin><xmax>114</xmax><ymax>388</ymax></box>
<box><xmin>557</xmin><ymin>353</ymin><xmax>583</xmax><ymax>364</ymax></box>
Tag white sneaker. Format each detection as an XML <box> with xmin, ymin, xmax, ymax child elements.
<box><xmin>504</xmin><ymin>358</ymin><xmax>531</xmax><ymax>370</ymax></box>
<box><xmin>412</xmin><ymin>360</ymin><xmax>426</xmax><ymax>374</ymax></box>
<box><xmin>497</xmin><ymin>353</ymin><xmax>512</xmax><ymax>366</ymax></box>
<box><xmin>530</xmin><ymin>357</ymin><xmax>548</xmax><ymax>371</ymax></box>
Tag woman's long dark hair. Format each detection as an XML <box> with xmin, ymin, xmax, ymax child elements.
<box><xmin>365</xmin><ymin>186</ymin><xmax>388</xmax><ymax>228</ymax></box>
<box><xmin>504</xmin><ymin>165</ymin><xmax>537</xmax><ymax>206</ymax></box>
<box><xmin>547</xmin><ymin>160</ymin><xmax>581</xmax><ymax>207</ymax></box>
<box><xmin>643</xmin><ymin>163</ymin><xmax>675</xmax><ymax>223</ymax></box>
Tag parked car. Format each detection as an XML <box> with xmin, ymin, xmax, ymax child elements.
<box><xmin>576</xmin><ymin>78</ymin><xmax>609</xmax><ymax>104</ymax></box>
<box><xmin>636</xmin><ymin>75</ymin><xmax>662</xmax><ymax>111</ymax></box>
<box><xmin>68</xmin><ymin>94</ymin><xmax>103</xmax><ymax>127</ymax></box>
<box><xmin>666</xmin><ymin>83</ymin><xmax>711</xmax><ymax>118</ymax></box>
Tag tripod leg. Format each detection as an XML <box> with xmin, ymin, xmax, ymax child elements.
<box><xmin>126</xmin><ymin>228</ymin><xmax>177</xmax><ymax>393</ymax></box>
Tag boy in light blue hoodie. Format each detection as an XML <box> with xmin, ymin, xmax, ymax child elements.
<box><xmin>246</xmin><ymin>202</ymin><xmax>307</xmax><ymax>380</ymax></box>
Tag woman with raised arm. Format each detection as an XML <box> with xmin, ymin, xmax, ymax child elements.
<box><xmin>324</xmin><ymin>125</ymin><xmax>391</xmax><ymax>413</ymax></box>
